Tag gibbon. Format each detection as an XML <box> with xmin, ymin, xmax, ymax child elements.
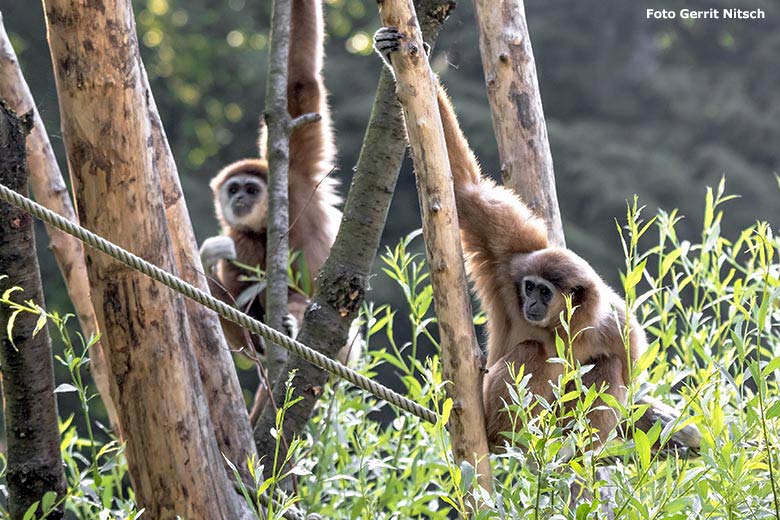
<box><xmin>201</xmin><ymin>0</ymin><xmax>360</xmax><ymax>366</ymax></box>
<box><xmin>373</xmin><ymin>26</ymin><xmax>701</xmax><ymax>452</ymax></box>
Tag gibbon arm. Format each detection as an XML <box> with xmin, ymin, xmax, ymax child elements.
<box><xmin>287</xmin><ymin>0</ymin><xmax>334</xmax><ymax>196</ymax></box>
<box><xmin>436</xmin><ymin>86</ymin><xmax>549</xmax><ymax>264</ymax></box>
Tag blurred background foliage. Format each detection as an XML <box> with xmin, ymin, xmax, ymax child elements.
<box><xmin>1</xmin><ymin>0</ymin><xmax>778</xmax><ymax>421</ymax></box>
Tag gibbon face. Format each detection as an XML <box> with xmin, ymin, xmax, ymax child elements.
<box><xmin>519</xmin><ymin>275</ymin><xmax>565</xmax><ymax>327</ymax></box>
<box><xmin>210</xmin><ymin>159</ymin><xmax>269</xmax><ymax>232</ymax></box>
<box><xmin>512</xmin><ymin>248</ymin><xmax>598</xmax><ymax>330</ymax></box>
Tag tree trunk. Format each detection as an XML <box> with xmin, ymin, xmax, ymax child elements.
<box><xmin>263</xmin><ymin>0</ymin><xmax>293</xmax><ymax>384</ymax></box>
<box><xmin>254</xmin><ymin>0</ymin><xmax>455</xmax><ymax>471</ymax></box>
<box><xmin>42</xmin><ymin>1</ymin><xmax>249</xmax><ymax>517</ymax></box>
<box><xmin>142</xmin><ymin>64</ymin><xmax>257</xmax><ymax>481</ymax></box>
<box><xmin>0</xmin><ymin>12</ymin><xmax>119</xmax><ymax>433</ymax></box>
<box><xmin>0</xmin><ymin>100</ymin><xmax>67</xmax><ymax>520</ymax></box>
<box><xmin>376</xmin><ymin>0</ymin><xmax>494</xmax><ymax>496</ymax></box>
<box><xmin>473</xmin><ymin>0</ymin><xmax>565</xmax><ymax>246</ymax></box>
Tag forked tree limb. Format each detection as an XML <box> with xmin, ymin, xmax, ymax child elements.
<box><xmin>0</xmin><ymin>99</ymin><xmax>67</xmax><ymax>520</ymax></box>
<box><xmin>473</xmin><ymin>0</ymin><xmax>565</xmax><ymax>247</ymax></box>
<box><xmin>0</xmin><ymin>12</ymin><xmax>120</xmax><ymax>434</ymax></box>
<box><xmin>254</xmin><ymin>0</ymin><xmax>456</xmax><ymax>472</ymax></box>
<box><xmin>377</xmin><ymin>0</ymin><xmax>494</xmax><ymax>496</ymax></box>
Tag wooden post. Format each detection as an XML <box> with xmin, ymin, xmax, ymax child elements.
<box><xmin>377</xmin><ymin>0</ymin><xmax>494</xmax><ymax>496</ymax></box>
<box><xmin>141</xmin><ymin>64</ymin><xmax>258</xmax><ymax>482</ymax></box>
<box><xmin>0</xmin><ymin>12</ymin><xmax>120</xmax><ymax>433</ymax></box>
<box><xmin>42</xmin><ymin>0</ymin><xmax>250</xmax><ymax>517</ymax></box>
<box><xmin>0</xmin><ymin>100</ymin><xmax>67</xmax><ymax>520</ymax></box>
<box><xmin>473</xmin><ymin>0</ymin><xmax>565</xmax><ymax>246</ymax></box>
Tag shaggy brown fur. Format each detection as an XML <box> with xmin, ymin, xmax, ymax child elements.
<box><xmin>435</xmin><ymin>85</ymin><xmax>699</xmax><ymax>452</ymax></box>
<box><xmin>208</xmin><ymin>0</ymin><xmax>343</xmax><ymax>354</ymax></box>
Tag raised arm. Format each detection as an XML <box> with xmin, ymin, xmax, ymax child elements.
<box><xmin>436</xmin><ymin>85</ymin><xmax>549</xmax><ymax>262</ymax></box>
<box><xmin>287</xmin><ymin>0</ymin><xmax>335</xmax><ymax>185</ymax></box>
<box><xmin>373</xmin><ymin>26</ymin><xmax>548</xmax><ymax>264</ymax></box>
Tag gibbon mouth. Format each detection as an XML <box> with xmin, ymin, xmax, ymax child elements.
<box><xmin>232</xmin><ymin>203</ymin><xmax>252</xmax><ymax>216</ymax></box>
<box><xmin>524</xmin><ymin>310</ymin><xmax>547</xmax><ymax>323</ymax></box>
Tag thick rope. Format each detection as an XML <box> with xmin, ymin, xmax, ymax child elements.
<box><xmin>0</xmin><ymin>183</ymin><xmax>438</xmax><ymax>425</ymax></box>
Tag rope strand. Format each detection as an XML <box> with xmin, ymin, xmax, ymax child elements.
<box><xmin>0</xmin><ymin>182</ymin><xmax>438</xmax><ymax>425</ymax></box>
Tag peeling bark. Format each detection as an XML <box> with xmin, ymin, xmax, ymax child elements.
<box><xmin>41</xmin><ymin>0</ymin><xmax>250</xmax><ymax>517</ymax></box>
<box><xmin>0</xmin><ymin>100</ymin><xmax>67</xmax><ymax>520</ymax></box>
<box><xmin>473</xmin><ymin>0</ymin><xmax>565</xmax><ymax>246</ymax></box>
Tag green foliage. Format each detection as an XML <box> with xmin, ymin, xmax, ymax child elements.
<box><xmin>0</xmin><ymin>295</ymin><xmax>139</xmax><ymax>519</ymax></box>
<box><xmin>3</xmin><ymin>195</ymin><xmax>780</xmax><ymax>518</ymax></box>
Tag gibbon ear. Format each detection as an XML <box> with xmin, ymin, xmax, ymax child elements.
<box><xmin>571</xmin><ymin>285</ymin><xmax>586</xmax><ymax>302</ymax></box>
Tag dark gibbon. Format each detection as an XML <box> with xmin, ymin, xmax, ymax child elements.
<box><xmin>201</xmin><ymin>0</ymin><xmax>359</xmax><ymax>365</ymax></box>
<box><xmin>374</xmin><ymin>27</ymin><xmax>701</xmax><ymax>453</ymax></box>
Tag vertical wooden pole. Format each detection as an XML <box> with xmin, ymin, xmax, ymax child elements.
<box><xmin>473</xmin><ymin>0</ymin><xmax>565</xmax><ymax>246</ymax></box>
<box><xmin>42</xmin><ymin>0</ymin><xmax>250</xmax><ymax>516</ymax></box>
<box><xmin>377</xmin><ymin>0</ymin><xmax>494</xmax><ymax>497</ymax></box>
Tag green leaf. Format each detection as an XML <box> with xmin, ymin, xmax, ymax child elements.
<box><xmin>2</xmin><ymin>285</ymin><xmax>22</xmax><ymax>301</ymax></box>
<box><xmin>54</xmin><ymin>384</ymin><xmax>79</xmax><ymax>394</ymax></box>
<box><xmin>440</xmin><ymin>398</ymin><xmax>453</xmax><ymax>425</ymax></box>
<box><xmin>624</xmin><ymin>259</ymin><xmax>648</xmax><ymax>292</ymax></box>
<box><xmin>634</xmin><ymin>341</ymin><xmax>660</xmax><ymax>375</ymax></box>
<box><xmin>763</xmin><ymin>356</ymin><xmax>780</xmax><ymax>377</ymax></box>
<box><xmin>41</xmin><ymin>491</ymin><xmax>57</xmax><ymax>513</ymax></box>
<box><xmin>33</xmin><ymin>312</ymin><xmax>47</xmax><ymax>337</ymax></box>
<box><xmin>6</xmin><ymin>309</ymin><xmax>21</xmax><ymax>348</ymax></box>
<box><xmin>660</xmin><ymin>249</ymin><xmax>682</xmax><ymax>279</ymax></box>
<box><xmin>634</xmin><ymin>428</ymin><xmax>651</xmax><ymax>469</ymax></box>
<box><xmin>22</xmin><ymin>501</ymin><xmax>39</xmax><ymax>520</ymax></box>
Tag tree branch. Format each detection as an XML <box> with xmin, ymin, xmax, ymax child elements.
<box><xmin>253</xmin><ymin>0</ymin><xmax>456</xmax><ymax>473</ymax></box>
<box><xmin>0</xmin><ymin>99</ymin><xmax>67</xmax><ymax>520</ymax></box>
<box><xmin>377</xmin><ymin>0</ymin><xmax>494</xmax><ymax>498</ymax></box>
<box><xmin>264</xmin><ymin>0</ymin><xmax>293</xmax><ymax>384</ymax></box>
<box><xmin>473</xmin><ymin>0</ymin><xmax>565</xmax><ymax>246</ymax></box>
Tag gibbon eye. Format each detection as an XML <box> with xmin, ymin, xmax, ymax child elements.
<box><xmin>524</xmin><ymin>280</ymin><xmax>535</xmax><ymax>294</ymax></box>
<box><xmin>539</xmin><ymin>285</ymin><xmax>551</xmax><ymax>298</ymax></box>
<box><xmin>246</xmin><ymin>185</ymin><xmax>259</xmax><ymax>196</ymax></box>
<box><xmin>227</xmin><ymin>183</ymin><xmax>239</xmax><ymax>195</ymax></box>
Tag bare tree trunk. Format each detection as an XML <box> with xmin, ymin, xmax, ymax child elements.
<box><xmin>264</xmin><ymin>0</ymin><xmax>293</xmax><ymax>383</ymax></box>
<box><xmin>376</xmin><ymin>0</ymin><xmax>494</xmax><ymax>496</ymax></box>
<box><xmin>42</xmin><ymin>1</ymin><xmax>249</xmax><ymax>517</ymax></box>
<box><xmin>254</xmin><ymin>0</ymin><xmax>455</xmax><ymax>472</ymax></box>
<box><xmin>473</xmin><ymin>0</ymin><xmax>565</xmax><ymax>246</ymax></box>
<box><xmin>0</xmin><ymin>12</ymin><xmax>119</xmax><ymax>433</ymax></box>
<box><xmin>142</xmin><ymin>64</ymin><xmax>257</xmax><ymax>480</ymax></box>
<box><xmin>0</xmin><ymin>100</ymin><xmax>67</xmax><ymax>520</ymax></box>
